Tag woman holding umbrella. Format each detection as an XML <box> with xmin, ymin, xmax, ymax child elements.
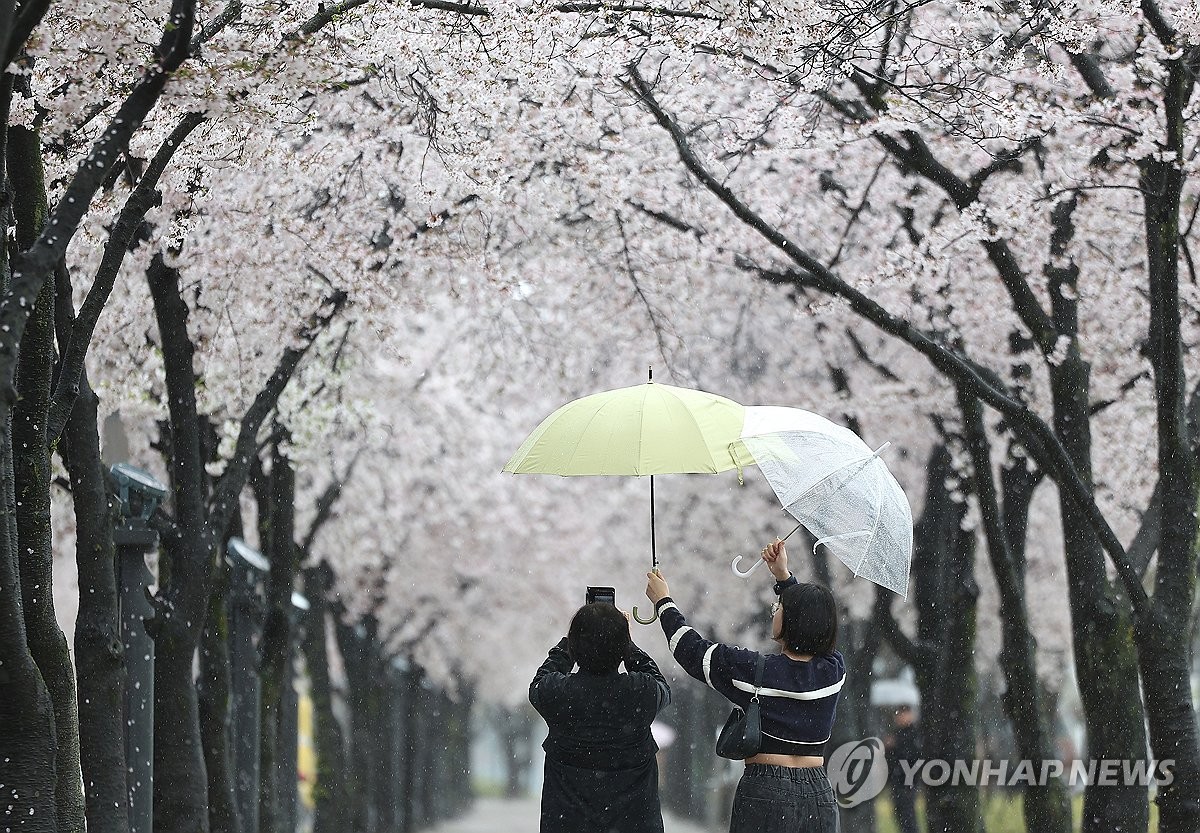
<box><xmin>645</xmin><ymin>540</ymin><xmax>843</xmax><ymax>833</ymax></box>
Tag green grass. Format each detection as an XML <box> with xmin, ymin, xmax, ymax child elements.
<box><xmin>873</xmin><ymin>793</ymin><xmax>1159</xmax><ymax>833</ymax></box>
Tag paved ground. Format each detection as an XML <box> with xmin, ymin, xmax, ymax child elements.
<box><xmin>424</xmin><ymin>796</ymin><xmax>715</xmax><ymax>833</ymax></box>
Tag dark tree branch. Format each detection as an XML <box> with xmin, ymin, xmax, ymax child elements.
<box><xmin>1140</xmin><ymin>0</ymin><xmax>1178</xmax><ymax>47</ymax></box>
<box><xmin>0</xmin><ymin>0</ymin><xmax>196</xmax><ymax>407</ymax></box>
<box><xmin>844</xmin><ymin>327</ymin><xmax>901</xmax><ymax>382</ymax></box>
<box><xmin>4</xmin><ymin>0</ymin><xmax>51</xmax><ymax>68</ymax></box>
<box><xmin>299</xmin><ymin>451</ymin><xmax>361</xmax><ymax>557</ymax></box>
<box><xmin>47</xmin><ymin>112</ymin><xmax>206</xmax><ymax>445</ymax></box>
<box><xmin>626</xmin><ymin>198</ymin><xmax>702</xmax><ymax>238</ymax></box>
<box><xmin>192</xmin><ymin>0</ymin><xmax>243</xmax><ymax>52</ymax></box>
<box><xmin>626</xmin><ymin>63</ymin><xmax>1151</xmax><ymax>617</ymax></box>
<box><xmin>615</xmin><ymin>210</ymin><xmax>671</xmax><ymax>363</ymax></box>
<box><xmin>293</xmin><ymin>0</ymin><xmax>375</xmax><ymax>37</ymax></box>
<box><xmin>1069</xmin><ymin>52</ymin><xmax>1115</xmax><ymax>100</ymax></box>
<box><xmin>872</xmin><ymin>586</ymin><xmax>934</xmax><ymax>669</ymax></box>
<box><xmin>876</xmin><ymin>129</ymin><xmax>1058</xmax><ymax>351</ymax></box>
<box><xmin>406</xmin><ymin>0</ymin><xmax>722</xmax><ymax>18</ymax></box>
<box><xmin>207</xmin><ymin>288</ymin><xmax>349</xmax><ymax>537</ymax></box>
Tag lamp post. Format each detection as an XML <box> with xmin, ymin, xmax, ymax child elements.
<box><xmin>227</xmin><ymin>536</ymin><xmax>270</xmax><ymax>833</ymax></box>
<box><xmin>108</xmin><ymin>462</ymin><xmax>168</xmax><ymax>833</ymax></box>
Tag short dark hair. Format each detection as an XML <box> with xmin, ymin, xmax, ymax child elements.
<box><xmin>568</xmin><ymin>603</ymin><xmax>630</xmax><ymax>673</ymax></box>
<box><xmin>780</xmin><ymin>582</ymin><xmax>837</xmax><ymax>655</ymax></box>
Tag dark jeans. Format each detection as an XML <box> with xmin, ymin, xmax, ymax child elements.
<box><xmin>729</xmin><ymin>764</ymin><xmax>840</xmax><ymax>833</ymax></box>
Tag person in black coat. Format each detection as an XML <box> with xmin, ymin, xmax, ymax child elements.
<box><xmin>529</xmin><ymin>602</ymin><xmax>671</xmax><ymax>833</ymax></box>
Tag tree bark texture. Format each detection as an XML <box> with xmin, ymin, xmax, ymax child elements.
<box><xmin>920</xmin><ymin>481</ymin><xmax>980</xmax><ymax>833</ymax></box>
<box><xmin>147</xmin><ymin>258</ymin><xmax>216</xmax><ymax>833</ymax></box>
<box><xmin>959</xmin><ymin>392</ymin><xmax>1072</xmax><ymax>833</ymax></box>
<box><xmin>877</xmin><ymin>445</ymin><xmax>980</xmax><ymax>833</ymax></box>
<box><xmin>1049</xmin><ymin>355</ymin><xmax>1150</xmax><ymax>833</ymax></box>
<box><xmin>198</xmin><ymin>557</ymin><xmax>242</xmax><ymax>833</ymax></box>
<box><xmin>301</xmin><ymin>565</ymin><xmax>348</xmax><ymax>833</ymax></box>
<box><xmin>10</xmin><ymin>123</ymin><xmax>85</xmax><ymax>833</ymax></box>
<box><xmin>830</xmin><ymin>616</ymin><xmax>878</xmax><ymax>833</ymax></box>
<box><xmin>257</xmin><ymin>449</ymin><xmax>297</xmax><ymax>833</ymax></box>
<box><xmin>61</xmin><ymin>368</ymin><xmax>130</xmax><ymax>833</ymax></box>
<box><xmin>1137</xmin><ymin>68</ymin><xmax>1200</xmax><ymax>826</ymax></box>
<box><xmin>339</xmin><ymin>616</ymin><xmax>379</xmax><ymax>833</ymax></box>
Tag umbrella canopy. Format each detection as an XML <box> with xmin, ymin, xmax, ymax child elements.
<box><xmin>504</xmin><ymin>378</ymin><xmax>746</xmax><ymax>623</ymax></box>
<box><xmin>503</xmin><ymin>382</ymin><xmax>745</xmax><ymax>476</ymax></box>
<box><xmin>734</xmin><ymin>406</ymin><xmax>914</xmax><ymax>598</ymax></box>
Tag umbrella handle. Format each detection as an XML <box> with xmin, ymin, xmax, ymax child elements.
<box><xmin>733</xmin><ymin>524</ymin><xmax>805</xmax><ymax>578</ymax></box>
<box><xmin>731</xmin><ymin>555</ymin><xmax>763</xmax><ymax>579</ymax></box>
<box><xmin>632</xmin><ymin>605</ymin><xmax>658</xmax><ymax>624</ymax></box>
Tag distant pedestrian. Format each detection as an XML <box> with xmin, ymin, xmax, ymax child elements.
<box><xmin>529</xmin><ymin>603</ymin><xmax>671</xmax><ymax>833</ymax></box>
<box><xmin>884</xmin><ymin>705</ymin><xmax>921</xmax><ymax>833</ymax></box>
<box><xmin>646</xmin><ymin>539</ymin><xmax>843</xmax><ymax>833</ymax></box>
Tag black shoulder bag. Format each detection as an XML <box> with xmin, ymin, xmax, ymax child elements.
<box><xmin>715</xmin><ymin>653</ymin><xmax>766</xmax><ymax>760</ymax></box>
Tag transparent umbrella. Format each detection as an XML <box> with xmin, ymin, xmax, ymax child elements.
<box><xmin>729</xmin><ymin>407</ymin><xmax>913</xmax><ymax>598</ymax></box>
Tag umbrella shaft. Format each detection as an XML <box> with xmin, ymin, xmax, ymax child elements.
<box><xmin>650</xmin><ymin>475</ymin><xmax>657</xmax><ymax>570</ymax></box>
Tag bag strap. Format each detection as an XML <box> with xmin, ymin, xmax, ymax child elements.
<box><xmin>750</xmin><ymin>654</ymin><xmax>766</xmax><ymax>703</ymax></box>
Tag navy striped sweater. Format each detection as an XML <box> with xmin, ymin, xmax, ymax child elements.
<box><xmin>655</xmin><ymin>591</ymin><xmax>845</xmax><ymax>757</ymax></box>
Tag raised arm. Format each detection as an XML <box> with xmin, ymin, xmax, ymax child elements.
<box><xmin>528</xmin><ymin>636</ymin><xmax>574</xmax><ymax>714</ymax></box>
<box><xmin>645</xmin><ymin>571</ymin><xmax>757</xmax><ymax>706</ymax></box>
<box><xmin>625</xmin><ymin>641</ymin><xmax>671</xmax><ymax>714</ymax></box>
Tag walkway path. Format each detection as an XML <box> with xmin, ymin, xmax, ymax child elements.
<box><xmin>424</xmin><ymin>796</ymin><xmax>715</xmax><ymax>833</ymax></box>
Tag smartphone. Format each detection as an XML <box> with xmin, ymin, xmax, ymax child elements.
<box><xmin>586</xmin><ymin>586</ymin><xmax>616</xmax><ymax>606</ymax></box>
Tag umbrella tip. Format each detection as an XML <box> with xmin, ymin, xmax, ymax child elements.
<box><xmin>648</xmin><ymin>365</ymin><xmax>653</xmax><ymax>382</ymax></box>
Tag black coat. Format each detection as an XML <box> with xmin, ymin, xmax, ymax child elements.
<box><xmin>529</xmin><ymin>638</ymin><xmax>671</xmax><ymax>833</ymax></box>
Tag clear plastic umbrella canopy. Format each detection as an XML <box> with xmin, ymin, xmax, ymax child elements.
<box><xmin>733</xmin><ymin>407</ymin><xmax>914</xmax><ymax>598</ymax></box>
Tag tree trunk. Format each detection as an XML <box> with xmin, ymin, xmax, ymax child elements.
<box><xmin>830</xmin><ymin>616</ymin><xmax>878</xmax><ymax>833</ymax></box>
<box><xmin>375</xmin><ymin>667</ymin><xmax>399</xmax><ymax>833</ymax></box>
<box><xmin>400</xmin><ymin>668</ymin><xmax>425</xmax><ymax>832</ymax></box>
<box><xmin>61</xmin><ymin>367</ymin><xmax>131</xmax><ymax>833</ymax></box>
<box><xmin>147</xmin><ymin>256</ymin><xmax>340</xmax><ymax>833</ymax></box>
<box><xmin>0</xmin><ymin>369</ymin><xmax>58</xmax><ymax>833</ymax></box>
<box><xmin>258</xmin><ymin>449</ymin><xmax>298</xmax><ymax>833</ymax></box>
<box><xmin>959</xmin><ymin>393</ymin><xmax>1072</xmax><ymax>833</ymax></box>
<box><xmin>877</xmin><ymin>445</ymin><xmax>980</xmax><ymax>833</ymax></box>
<box><xmin>340</xmin><ymin>618</ymin><xmax>379</xmax><ymax>833</ymax></box>
<box><xmin>0</xmin><ymin>141</ymin><xmax>54</xmax><ymax>823</ymax></box>
<box><xmin>198</xmin><ymin>555</ymin><xmax>242</xmax><ymax>833</ymax></box>
<box><xmin>147</xmin><ymin>258</ymin><xmax>217</xmax><ymax>833</ymax></box>
<box><xmin>922</xmin><ymin>502</ymin><xmax>979</xmax><ymax>833</ymax></box>
<box><xmin>301</xmin><ymin>564</ymin><xmax>348</xmax><ymax>833</ymax></box>
<box><xmin>1049</xmin><ymin>357</ymin><xmax>1150</xmax><ymax>833</ymax></box>
<box><xmin>497</xmin><ymin>705</ymin><xmax>529</xmax><ymax>801</ymax></box>
<box><xmin>10</xmin><ymin>123</ymin><xmax>85</xmax><ymax>833</ymax></box>
<box><xmin>395</xmin><ymin>663</ymin><xmax>414</xmax><ymax>833</ymax></box>
<box><xmin>1138</xmin><ymin>107</ymin><xmax>1200</xmax><ymax>830</ymax></box>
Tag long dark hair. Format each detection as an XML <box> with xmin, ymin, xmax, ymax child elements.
<box><xmin>779</xmin><ymin>582</ymin><xmax>838</xmax><ymax>655</ymax></box>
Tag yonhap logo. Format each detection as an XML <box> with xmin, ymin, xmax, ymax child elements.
<box><xmin>828</xmin><ymin>737</ymin><xmax>889</xmax><ymax>807</ymax></box>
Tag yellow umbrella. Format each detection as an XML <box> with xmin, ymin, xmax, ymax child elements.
<box><xmin>504</xmin><ymin>370</ymin><xmax>745</xmax><ymax>621</ymax></box>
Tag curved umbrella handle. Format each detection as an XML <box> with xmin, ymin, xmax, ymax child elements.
<box><xmin>731</xmin><ymin>554</ymin><xmax>763</xmax><ymax>579</ymax></box>
<box><xmin>631</xmin><ymin>605</ymin><xmax>658</xmax><ymax>624</ymax></box>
